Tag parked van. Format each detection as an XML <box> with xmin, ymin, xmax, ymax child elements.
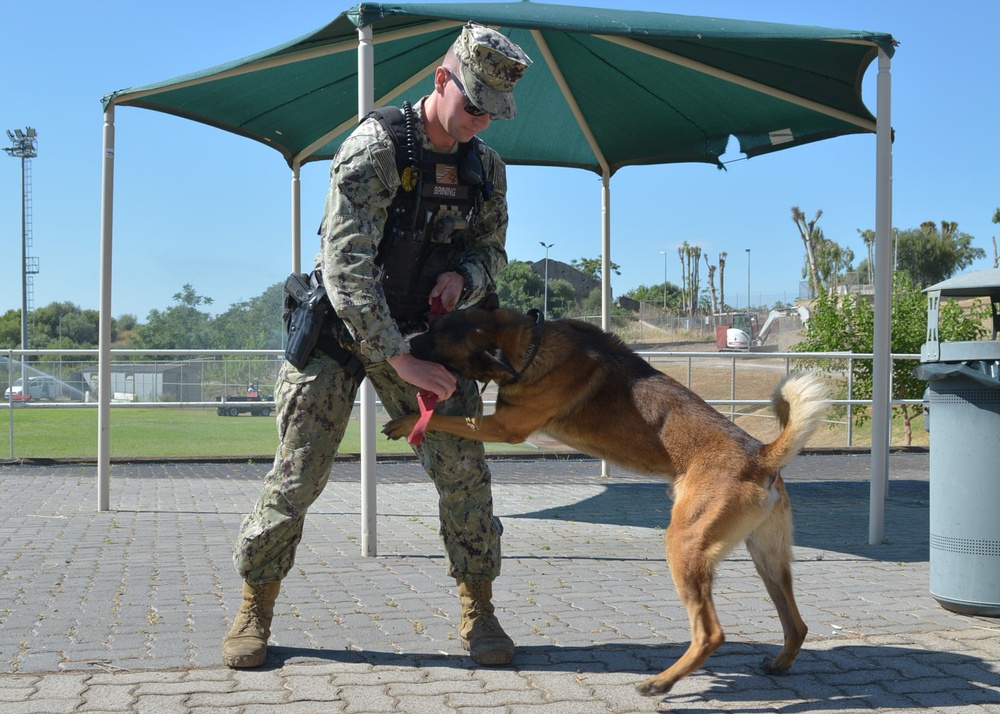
<box><xmin>4</xmin><ymin>375</ymin><xmax>59</xmax><ymax>401</ymax></box>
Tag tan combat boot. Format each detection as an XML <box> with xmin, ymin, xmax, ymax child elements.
<box><xmin>222</xmin><ymin>580</ymin><xmax>280</xmax><ymax>668</ymax></box>
<box><xmin>457</xmin><ymin>579</ymin><xmax>515</xmax><ymax>666</ymax></box>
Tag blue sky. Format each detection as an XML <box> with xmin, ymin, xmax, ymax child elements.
<box><xmin>2</xmin><ymin>0</ymin><xmax>997</xmax><ymax>319</ymax></box>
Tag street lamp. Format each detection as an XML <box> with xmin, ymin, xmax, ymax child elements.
<box><xmin>539</xmin><ymin>241</ymin><xmax>554</xmax><ymax>319</ymax></box>
<box><xmin>659</xmin><ymin>251</ymin><xmax>668</xmax><ymax>309</ymax></box>
<box><xmin>4</xmin><ymin>127</ymin><xmax>38</xmax><ymax>387</ymax></box>
<box><xmin>745</xmin><ymin>248</ymin><xmax>751</xmax><ymax>313</ymax></box>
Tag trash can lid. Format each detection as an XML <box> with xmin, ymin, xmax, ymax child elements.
<box><xmin>923</xmin><ymin>268</ymin><xmax>1000</xmax><ymax>299</ymax></box>
<box><xmin>922</xmin><ymin>268</ymin><xmax>1000</xmax><ymax>362</ymax></box>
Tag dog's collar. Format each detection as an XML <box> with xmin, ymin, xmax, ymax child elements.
<box><xmin>512</xmin><ymin>309</ymin><xmax>543</xmax><ymax>380</ymax></box>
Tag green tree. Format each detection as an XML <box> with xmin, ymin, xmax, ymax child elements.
<box><xmin>794</xmin><ymin>272</ymin><xmax>988</xmax><ymax>444</ymax></box>
<box><xmin>495</xmin><ymin>261</ymin><xmax>544</xmax><ymax>313</ymax></box>
<box><xmin>570</xmin><ymin>256</ymin><xmax>620</xmax><ymax>279</ymax></box>
<box><xmin>31</xmin><ymin>302</ymin><xmax>101</xmax><ymax>349</ymax></box>
<box><xmin>0</xmin><ymin>309</ymin><xmax>21</xmax><ymax>348</ymax></box>
<box><xmin>894</xmin><ymin>221</ymin><xmax>984</xmax><ymax>288</ymax></box>
<box><xmin>116</xmin><ymin>314</ymin><xmax>139</xmax><ymax>333</ymax></box>
<box><xmin>134</xmin><ymin>284</ymin><xmax>216</xmax><ymax>351</ymax></box>
<box><xmin>811</xmin><ymin>230</ymin><xmax>855</xmax><ymax>288</ymax></box>
<box><xmin>544</xmin><ymin>278</ymin><xmax>576</xmax><ymax>318</ymax></box>
<box><xmin>577</xmin><ymin>287</ymin><xmax>631</xmax><ymax>321</ymax></box>
<box><xmin>623</xmin><ymin>283</ymin><xmax>681</xmax><ymax>310</ymax></box>
<box><xmin>857</xmin><ymin>228</ymin><xmax>876</xmax><ymax>284</ymax></box>
<box><xmin>212</xmin><ymin>282</ymin><xmax>285</xmax><ymax>349</ymax></box>
<box><xmin>0</xmin><ymin>302</ymin><xmax>105</xmax><ymax>351</ymax></box>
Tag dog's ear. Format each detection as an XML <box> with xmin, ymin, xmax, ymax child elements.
<box><xmin>474</xmin><ymin>293</ymin><xmax>501</xmax><ymax>311</ymax></box>
<box><xmin>481</xmin><ymin>347</ymin><xmax>519</xmax><ymax>378</ymax></box>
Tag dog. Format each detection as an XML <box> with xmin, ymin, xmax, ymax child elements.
<box><xmin>383</xmin><ymin>294</ymin><xmax>827</xmax><ymax>695</ymax></box>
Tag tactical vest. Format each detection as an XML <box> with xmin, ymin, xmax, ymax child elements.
<box><xmin>371</xmin><ymin>103</ymin><xmax>490</xmax><ymax>327</ymax></box>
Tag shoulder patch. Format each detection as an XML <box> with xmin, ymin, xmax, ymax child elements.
<box><xmin>368</xmin><ymin>144</ymin><xmax>400</xmax><ymax>191</ymax></box>
<box><xmin>481</xmin><ymin>146</ymin><xmax>507</xmax><ymax>196</ymax></box>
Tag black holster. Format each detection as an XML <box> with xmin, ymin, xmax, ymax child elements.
<box><xmin>283</xmin><ymin>271</ymin><xmax>366</xmax><ymax>383</ymax></box>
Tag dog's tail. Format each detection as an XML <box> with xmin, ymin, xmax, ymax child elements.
<box><xmin>758</xmin><ymin>372</ymin><xmax>828</xmax><ymax>472</ymax></box>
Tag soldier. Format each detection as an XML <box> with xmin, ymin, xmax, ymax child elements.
<box><xmin>222</xmin><ymin>23</ymin><xmax>531</xmax><ymax>669</ymax></box>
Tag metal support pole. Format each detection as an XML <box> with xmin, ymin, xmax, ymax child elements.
<box><xmin>358</xmin><ymin>24</ymin><xmax>378</xmax><ymax>557</ymax></box>
<box><xmin>97</xmin><ymin>106</ymin><xmax>115</xmax><ymax>511</ymax></box>
<box><xmin>539</xmin><ymin>242</ymin><xmax>553</xmax><ymax>319</ymax></box>
<box><xmin>291</xmin><ymin>163</ymin><xmax>302</xmax><ymax>273</ymax></box>
<box><xmin>745</xmin><ymin>248</ymin><xmax>751</xmax><ymax>313</ymax></box>
<box><xmin>847</xmin><ymin>356</ymin><xmax>855</xmax><ymax>447</ymax></box>
<box><xmin>659</xmin><ymin>250</ymin><xmax>667</xmax><ymax>309</ymax></box>
<box><xmin>869</xmin><ymin>50</ymin><xmax>893</xmax><ymax>545</ymax></box>
<box><xmin>6</xmin><ymin>350</ymin><xmax>13</xmax><ymax>459</ymax></box>
<box><xmin>600</xmin><ymin>172</ymin><xmax>611</xmax><ymax>478</ymax></box>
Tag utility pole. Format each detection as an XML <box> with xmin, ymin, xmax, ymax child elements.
<box><xmin>745</xmin><ymin>248</ymin><xmax>751</xmax><ymax>313</ymax></box>
<box><xmin>4</xmin><ymin>127</ymin><xmax>39</xmax><ymax>367</ymax></box>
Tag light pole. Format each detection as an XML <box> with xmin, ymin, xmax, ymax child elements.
<box><xmin>4</xmin><ymin>127</ymin><xmax>38</xmax><ymax>363</ymax></box>
<box><xmin>659</xmin><ymin>250</ymin><xmax>668</xmax><ymax>309</ymax></box>
<box><xmin>540</xmin><ymin>241</ymin><xmax>554</xmax><ymax>319</ymax></box>
<box><xmin>745</xmin><ymin>248</ymin><xmax>751</xmax><ymax>313</ymax></box>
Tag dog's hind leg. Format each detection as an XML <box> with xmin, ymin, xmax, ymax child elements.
<box><xmin>744</xmin><ymin>477</ymin><xmax>808</xmax><ymax>675</ymax></box>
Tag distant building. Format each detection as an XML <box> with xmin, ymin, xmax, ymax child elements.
<box><xmin>81</xmin><ymin>362</ymin><xmax>204</xmax><ymax>402</ymax></box>
<box><xmin>529</xmin><ymin>259</ymin><xmax>602</xmax><ymax>301</ymax></box>
<box><xmin>617</xmin><ymin>296</ymin><xmax>641</xmax><ymax>312</ymax></box>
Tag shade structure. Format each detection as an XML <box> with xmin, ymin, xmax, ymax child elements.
<box><xmin>98</xmin><ymin>2</ymin><xmax>897</xmax><ymax>547</ymax></box>
<box><xmin>102</xmin><ymin>2</ymin><xmax>894</xmax><ymax>175</ymax></box>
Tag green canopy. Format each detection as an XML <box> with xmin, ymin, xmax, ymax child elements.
<box><xmin>102</xmin><ymin>1</ymin><xmax>895</xmax><ymax>175</ymax></box>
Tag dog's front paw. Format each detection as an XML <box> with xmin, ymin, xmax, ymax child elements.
<box><xmin>383</xmin><ymin>415</ymin><xmax>419</xmax><ymax>440</ymax></box>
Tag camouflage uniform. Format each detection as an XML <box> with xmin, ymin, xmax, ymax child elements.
<box><xmin>234</xmin><ymin>100</ymin><xmax>510</xmax><ymax>585</ymax></box>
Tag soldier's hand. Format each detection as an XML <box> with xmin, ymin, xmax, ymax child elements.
<box><xmin>430</xmin><ymin>271</ymin><xmax>465</xmax><ymax>312</ymax></box>
<box><xmin>387</xmin><ymin>353</ymin><xmax>457</xmax><ymax>400</ymax></box>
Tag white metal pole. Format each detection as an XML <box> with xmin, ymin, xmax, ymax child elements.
<box><xmin>601</xmin><ymin>171</ymin><xmax>611</xmax><ymax>478</ymax></box>
<box><xmin>660</xmin><ymin>251</ymin><xmax>667</xmax><ymax>309</ymax></box>
<box><xmin>869</xmin><ymin>50</ymin><xmax>893</xmax><ymax>545</ymax></box>
<box><xmin>543</xmin><ymin>247</ymin><xmax>549</xmax><ymax>319</ymax></box>
<box><xmin>358</xmin><ymin>24</ymin><xmax>378</xmax><ymax>558</ymax></box>
<box><xmin>97</xmin><ymin>106</ymin><xmax>115</xmax><ymax>511</ymax></box>
<box><xmin>291</xmin><ymin>162</ymin><xmax>302</xmax><ymax>273</ymax></box>
<box><xmin>539</xmin><ymin>242</ymin><xmax>553</xmax><ymax>319</ymax></box>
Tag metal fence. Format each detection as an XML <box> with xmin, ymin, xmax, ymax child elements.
<box><xmin>3</xmin><ymin>347</ymin><xmax>923</xmax><ymax>459</ymax></box>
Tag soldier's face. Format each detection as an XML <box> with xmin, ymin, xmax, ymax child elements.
<box><xmin>441</xmin><ymin>71</ymin><xmax>492</xmax><ymax>142</ymax></box>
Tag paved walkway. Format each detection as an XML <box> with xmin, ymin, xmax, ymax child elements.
<box><xmin>1</xmin><ymin>452</ymin><xmax>998</xmax><ymax>712</ymax></box>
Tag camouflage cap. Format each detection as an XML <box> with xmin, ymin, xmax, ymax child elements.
<box><xmin>453</xmin><ymin>22</ymin><xmax>531</xmax><ymax>120</ymax></box>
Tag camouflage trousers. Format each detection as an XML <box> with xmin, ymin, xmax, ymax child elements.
<box><xmin>233</xmin><ymin>350</ymin><xmax>502</xmax><ymax>585</ymax></box>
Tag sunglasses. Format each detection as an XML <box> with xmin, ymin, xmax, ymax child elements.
<box><xmin>447</xmin><ymin>70</ymin><xmax>495</xmax><ymax>119</ymax></box>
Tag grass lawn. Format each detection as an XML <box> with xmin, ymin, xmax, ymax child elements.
<box><xmin>0</xmin><ymin>407</ymin><xmax>536</xmax><ymax>460</ymax></box>
<box><xmin>2</xmin><ymin>355</ymin><xmax>928</xmax><ymax>460</ymax></box>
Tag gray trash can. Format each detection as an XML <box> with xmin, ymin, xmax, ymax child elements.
<box><xmin>915</xmin><ymin>268</ymin><xmax>1000</xmax><ymax>616</ymax></box>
